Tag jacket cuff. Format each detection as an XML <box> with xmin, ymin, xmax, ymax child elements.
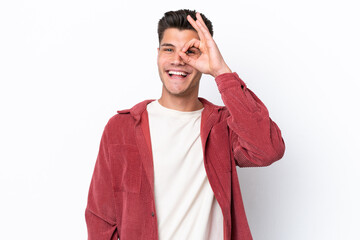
<box><xmin>215</xmin><ymin>72</ymin><xmax>247</xmax><ymax>93</ymax></box>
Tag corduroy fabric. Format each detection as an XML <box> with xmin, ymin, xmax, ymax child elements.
<box><xmin>85</xmin><ymin>72</ymin><xmax>285</xmax><ymax>240</ymax></box>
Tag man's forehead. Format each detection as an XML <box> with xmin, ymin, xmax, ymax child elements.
<box><xmin>160</xmin><ymin>28</ymin><xmax>199</xmax><ymax>45</ymax></box>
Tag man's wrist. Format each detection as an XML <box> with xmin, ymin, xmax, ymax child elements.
<box><xmin>213</xmin><ymin>65</ymin><xmax>232</xmax><ymax>78</ymax></box>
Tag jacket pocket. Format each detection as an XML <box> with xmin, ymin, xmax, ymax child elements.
<box><xmin>109</xmin><ymin>144</ymin><xmax>142</xmax><ymax>193</ymax></box>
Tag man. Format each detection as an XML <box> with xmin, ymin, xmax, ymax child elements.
<box><xmin>85</xmin><ymin>9</ymin><xmax>285</xmax><ymax>240</ymax></box>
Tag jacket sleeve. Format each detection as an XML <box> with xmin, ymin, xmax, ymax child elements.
<box><xmin>215</xmin><ymin>72</ymin><xmax>285</xmax><ymax>167</ymax></box>
<box><xmin>85</xmin><ymin>122</ymin><xmax>119</xmax><ymax>240</ymax></box>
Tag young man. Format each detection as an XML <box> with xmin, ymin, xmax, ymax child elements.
<box><xmin>85</xmin><ymin>9</ymin><xmax>285</xmax><ymax>240</ymax></box>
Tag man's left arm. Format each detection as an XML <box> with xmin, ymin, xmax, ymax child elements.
<box><xmin>215</xmin><ymin>72</ymin><xmax>285</xmax><ymax>167</ymax></box>
<box><xmin>181</xmin><ymin>12</ymin><xmax>285</xmax><ymax>167</ymax></box>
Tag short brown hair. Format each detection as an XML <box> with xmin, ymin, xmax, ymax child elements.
<box><xmin>157</xmin><ymin>9</ymin><xmax>213</xmax><ymax>43</ymax></box>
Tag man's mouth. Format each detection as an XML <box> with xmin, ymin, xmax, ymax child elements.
<box><xmin>167</xmin><ymin>70</ymin><xmax>188</xmax><ymax>79</ymax></box>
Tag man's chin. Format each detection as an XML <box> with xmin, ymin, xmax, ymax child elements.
<box><xmin>166</xmin><ymin>89</ymin><xmax>188</xmax><ymax>97</ymax></box>
<box><xmin>162</xmin><ymin>85</ymin><xmax>190</xmax><ymax>97</ymax></box>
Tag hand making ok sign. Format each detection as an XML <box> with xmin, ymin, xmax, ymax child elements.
<box><xmin>179</xmin><ymin>12</ymin><xmax>232</xmax><ymax>78</ymax></box>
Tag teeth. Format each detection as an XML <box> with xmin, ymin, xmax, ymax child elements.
<box><xmin>168</xmin><ymin>71</ymin><xmax>187</xmax><ymax>76</ymax></box>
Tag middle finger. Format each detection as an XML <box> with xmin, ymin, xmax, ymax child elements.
<box><xmin>187</xmin><ymin>15</ymin><xmax>205</xmax><ymax>41</ymax></box>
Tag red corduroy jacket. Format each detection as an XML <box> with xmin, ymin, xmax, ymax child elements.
<box><xmin>85</xmin><ymin>72</ymin><xmax>285</xmax><ymax>240</ymax></box>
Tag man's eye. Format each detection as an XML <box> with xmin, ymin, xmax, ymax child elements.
<box><xmin>164</xmin><ymin>48</ymin><xmax>173</xmax><ymax>52</ymax></box>
<box><xmin>186</xmin><ymin>48</ymin><xmax>200</xmax><ymax>55</ymax></box>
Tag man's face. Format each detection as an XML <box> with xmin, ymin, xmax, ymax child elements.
<box><xmin>157</xmin><ymin>28</ymin><xmax>202</xmax><ymax>97</ymax></box>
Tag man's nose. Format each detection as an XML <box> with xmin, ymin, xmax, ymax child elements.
<box><xmin>171</xmin><ymin>51</ymin><xmax>185</xmax><ymax>65</ymax></box>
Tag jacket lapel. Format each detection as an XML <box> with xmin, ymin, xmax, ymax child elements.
<box><xmin>199</xmin><ymin>98</ymin><xmax>220</xmax><ymax>154</ymax></box>
<box><xmin>130</xmin><ymin>100</ymin><xmax>156</xmax><ymax>194</ymax></box>
<box><xmin>138</xmin><ymin>109</ymin><xmax>155</xmax><ymax>192</ymax></box>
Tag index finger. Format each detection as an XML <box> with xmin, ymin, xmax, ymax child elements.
<box><xmin>181</xmin><ymin>38</ymin><xmax>201</xmax><ymax>53</ymax></box>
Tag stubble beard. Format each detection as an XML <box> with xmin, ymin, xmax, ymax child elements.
<box><xmin>160</xmin><ymin>74</ymin><xmax>201</xmax><ymax>98</ymax></box>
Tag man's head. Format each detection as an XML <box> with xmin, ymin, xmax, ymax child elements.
<box><xmin>157</xmin><ymin>9</ymin><xmax>213</xmax><ymax>44</ymax></box>
<box><xmin>157</xmin><ymin>10</ymin><xmax>214</xmax><ymax>100</ymax></box>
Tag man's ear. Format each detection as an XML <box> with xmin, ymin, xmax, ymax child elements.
<box><xmin>157</xmin><ymin>47</ymin><xmax>159</xmax><ymax>54</ymax></box>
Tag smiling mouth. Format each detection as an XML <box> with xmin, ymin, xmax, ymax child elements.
<box><xmin>167</xmin><ymin>70</ymin><xmax>188</xmax><ymax>78</ymax></box>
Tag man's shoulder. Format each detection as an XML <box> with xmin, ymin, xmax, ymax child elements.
<box><xmin>106</xmin><ymin>99</ymin><xmax>155</xmax><ymax>126</ymax></box>
<box><xmin>117</xmin><ymin>99</ymin><xmax>155</xmax><ymax>114</ymax></box>
<box><xmin>199</xmin><ymin>97</ymin><xmax>228</xmax><ymax>115</ymax></box>
<box><xmin>107</xmin><ymin>98</ymin><xmax>229</xmax><ymax>125</ymax></box>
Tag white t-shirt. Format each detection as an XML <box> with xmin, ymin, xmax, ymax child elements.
<box><xmin>147</xmin><ymin>100</ymin><xmax>224</xmax><ymax>240</ymax></box>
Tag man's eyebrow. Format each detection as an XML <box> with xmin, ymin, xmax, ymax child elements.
<box><xmin>160</xmin><ymin>43</ymin><xmax>175</xmax><ymax>47</ymax></box>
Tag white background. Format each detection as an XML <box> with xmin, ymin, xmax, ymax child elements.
<box><xmin>1</xmin><ymin>0</ymin><xmax>359</xmax><ymax>239</ymax></box>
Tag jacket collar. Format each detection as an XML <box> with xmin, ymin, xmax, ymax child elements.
<box><xmin>120</xmin><ymin>97</ymin><xmax>223</xmax><ymax>155</ymax></box>
<box><xmin>117</xmin><ymin>97</ymin><xmax>222</xmax><ymax>122</ymax></box>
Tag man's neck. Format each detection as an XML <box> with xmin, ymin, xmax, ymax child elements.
<box><xmin>158</xmin><ymin>94</ymin><xmax>203</xmax><ymax>112</ymax></box>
